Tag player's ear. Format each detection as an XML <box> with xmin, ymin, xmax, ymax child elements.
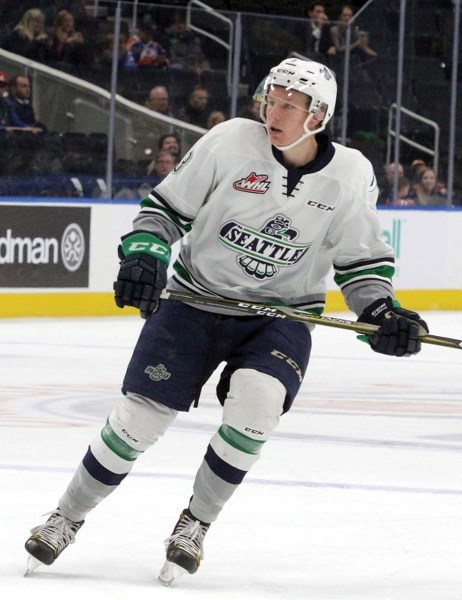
<box><xmin>315</xmin><ymin>103</ymin><xmax>328</xmax><ymax>122</ymax></box>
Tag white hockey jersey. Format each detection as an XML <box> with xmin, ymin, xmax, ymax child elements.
<box><xmin>133</xmin><ymin>118</ymin><xmax>394</xmax><ymax>316</ymax></box>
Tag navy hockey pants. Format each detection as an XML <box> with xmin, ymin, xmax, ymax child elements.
<box><xmin>122</xmin><ymin>299</ymin><xmax>312</xmax><ymax>413</ymax></box>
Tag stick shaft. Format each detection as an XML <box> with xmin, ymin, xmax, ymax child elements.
<box><xmin>160</xmin><ymin>290</ymin><xmax>462</xmax><ymax>350</ymax></box>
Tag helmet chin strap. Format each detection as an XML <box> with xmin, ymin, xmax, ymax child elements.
<box><xmin>270</xmin><ymin>114</ymin><xmax>326</xmax><ymax>152</ymax></box>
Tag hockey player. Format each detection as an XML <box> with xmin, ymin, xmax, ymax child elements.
<box><xmin>25</xmin><ymin>58</ymin><xmax>429</xmax><ymax>584</ymax></box>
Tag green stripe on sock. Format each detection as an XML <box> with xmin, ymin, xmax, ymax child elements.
<box><xmin>100</xmin><ymin>420</ymin><xmax>143</xmax><ymax>461</ymax></box>
<box><xmin>218</xmin><ymin>424</ymin><xmax>265</xmax><ymax>455</ymax></box>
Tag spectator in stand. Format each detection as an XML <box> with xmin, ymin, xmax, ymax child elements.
<box><xmin>0</xmin><ymin>71</ymin><xmax>14</xmax><ymax>131</ymax></box>
<box><xmin>378</xmin><ymin>161</ymin><xmax>403</xmax><ymax>204</ymax></box>
<box><xmin>306</xmin><ymin>2</ymin><xmax>329</xmax><ymax>55</ymax></box>
<box><xmin>2</xmin><ymin>8</ymin><xmax>50</xmax><ymax>62</ymax></box>
<box><xmin>99</xmin><ymin>33</ymin><xmax>138</xmax><ymax>71</ymax></box>
<box><xmin>410</xmin><ymin>162</ymin><xmax>446</xmax><ymax>196</ymax></box>
<box><xmin>131</xmin><ymin>151</ymin><xmax>177</xmax><ymax>200</ymax></box>
<box><xmin>0</xmin><ymin>70</ymin><xmax>38</xmax><ymax>133</ymax></box>
<box><xmin>177</xmin><ymin>85</ymin><xmax>212</xmax><ymax>129</ymax></box>
<box><xmin>207</xmin><ymin>110</ymin><xmax>226</xmax><ymax>129</ymax></box>
<box><xmin>165</xmin><ymin>17</ymin><xmax>210</xmax><ymax>77</ymax></box>
<box><xmin>54</xmin><ymin>0</ymin><xmax>101</xmax><ymax>41</ymax></box>
<box><xmin>47</xmin><ymin>9</ymin><xmax>93</xmax><ymax>72</ymax></box>
<box><xmin>409</xmin><ymin>159</ymin><xmax>427</xmax><ymax>186</ymax></box>
<box><xmin>158</xmin><ymin>132</ymin><xmax>181</xmax><ymax>162</ymax></box>
<box><xmin>145</xmin><ymin>86</ymin><xmax>175</xmax><ymax>118</ymax></box>
<box><xmin>386</xmin><ymin>176</ymin><xmax>416</xmax><ymax>207</ymax></box>
<box><xmin>130</xmin><ymin>24</ymin><xmax>169</xmax><ymax>69</ymax></box>
<box><xmin>3</xmin><ymin>75</ymin><xmax>46</xmax><ymax>133</ymax></box>
<box><xmin>329</xmin><ymin>4</ymin><xmax>377</xmax><ymax>59</ymax></box>
<box><xmin>146</xmin><ymin>150</ymin><xmax>176</xmax><ymax>181</ymax></box>
<box><xmin>408</xmin><ymin>167</ymin><xmax>449</xmax><ymax>206</ymax></box>
<box><xmin>318</xmin><ymin>10</ymin><xmax>337</xmax><ymax>58</ymax></box>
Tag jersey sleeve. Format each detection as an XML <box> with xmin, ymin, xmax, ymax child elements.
<box><xmin>132</xmin><ymin>124</ymin><xmax>223</xmax><ymax>244</ymax></box>
<box><xmin>327</xmin><ymin>153</ymin><xmax>395</xmax><ymax>315</ymax></box>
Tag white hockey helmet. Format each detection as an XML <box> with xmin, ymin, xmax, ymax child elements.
<box><xmin>260</xmin><ymin>57</ymin><xmax>337</xmax><ymax>150</ymax></box>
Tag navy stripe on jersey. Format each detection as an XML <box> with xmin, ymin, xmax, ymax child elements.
<box><xmin>139</xmin><ymin>192</ymin><xmax>193</xmax><ymax>236</ymax></box>
<box><xmin>204</xmin><ymin>445</ymin><xmax>247</xmax><ymax>485</ymax></box>
<box><xmin>333</xmin><ymin>257</ymin><xmax>395</xmax><ymax>290</ymax></box>
<box><xmin>334</xmin><ymin>256</ymin><xmax>395</xmax><ymax>273</ymax></box>
<box><xmin>82</xmin><ymin>447</ymin><xmax>129</xmax><ymax>486</ymax></box>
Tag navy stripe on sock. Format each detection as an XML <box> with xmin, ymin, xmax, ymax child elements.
<box><xmin>82</xmin><ymin>446</ymin><xmax>129</xmax><ymax>486</ymax></box>
<box><xmin>204</xmin><ymin>444</ymin><xmax>247</xmax><ymax>485</ymax></box>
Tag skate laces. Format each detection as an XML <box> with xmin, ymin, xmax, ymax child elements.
<box><xmin>164</xmin><ymin>512</ymin><xmax>208</xmax><ymax>559</ymax></box>
<box><xmin>30</xmin><ymin>510</ymin><xmax>81</xmax><ymax>553</ymax></box>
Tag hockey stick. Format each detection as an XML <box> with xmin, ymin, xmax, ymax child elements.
<box><xmin>160</xmin><ymin>289</ymin><xmax>462</xmax><ymax>351</ymax></box>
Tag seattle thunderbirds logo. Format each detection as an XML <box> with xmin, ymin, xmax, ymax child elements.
<box><xmin>219</xmin><ymin>215</ymin><xmax>311</xmax><ymax>280</ymax></box>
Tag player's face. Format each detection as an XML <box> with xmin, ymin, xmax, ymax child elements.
<box><xmin>265</xmin><ymin>86</ymin><xmax>310</xmax><ymax>147</ymax></box>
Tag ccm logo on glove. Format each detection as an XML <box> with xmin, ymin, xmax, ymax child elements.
<box><xmin>121</xmin><ymin>232</ymin><xmax>171</xmax><ymax>263</ymax></box>
<box><xmin>358</xmin><ymin>296</ymin><xmax>429</xmax><ymax>357</ymax></box>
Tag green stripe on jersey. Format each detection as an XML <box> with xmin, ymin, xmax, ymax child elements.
<box><xmin>173</xmin><ymin>261</ymin><xmax>193</xmax><ymax>283</ymax></box>
<box><xmin>334</xmin><ymin>264</ymin><xmax>395</xmax><ymax>287</ymax></box>
<box><xmin>218</xmin><ymin>424</ymin><xmax>265</xmax><ymax>455</ymax></box>
<box><xmin>100</xmin><ymin>420</ymin><xmax>143</xmax><ymax>461</ymax></box>
<box><xmin>140</xmin><ymin>197</ymin><xmax>192</xmax><ymax>233</ymax></box>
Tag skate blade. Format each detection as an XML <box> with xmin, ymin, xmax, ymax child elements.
<box><xmin>24</xmin><ymin>555</ymin><xmax>43</xmax><ymax>576</ymax></box>
<box><xmin>158</xmin><ymin>560</ymin><xmax>188</xmax><ymax>586</ymax></box>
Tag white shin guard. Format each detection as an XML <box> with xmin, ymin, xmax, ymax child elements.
<box><xmin>108</xmin><ymin>392</ymin><xmax>178</xmax><ymax>451</ymax></box>
<box><xmin>223</xmin><ymin>368</ymin><xmax>286</xmax><ymax>441</ymax></box>
<box><xmin>90</xmin><ymin>393</ymin><xmax>178</xmax><ymax>475</ymax></box>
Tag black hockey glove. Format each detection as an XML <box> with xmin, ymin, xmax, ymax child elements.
<box><xmin>358</xmin><ymin>297</ymin><xmax>428</xmax><ymax>357</ymax></box>
<box><xmin>113</xmin><ymin>231</ymin><xmax>171</xmax><ymax>319</ymax></box>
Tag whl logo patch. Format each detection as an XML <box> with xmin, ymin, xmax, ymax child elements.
<box><xmin>219</xmin><ymin>215</ymin><xmax>311</xmax><ymax>280</ymax></box>
<box><xmin>233</xmin><ymin>172</ymin><xmax>270</xmax><ymax>194</ymax></box>
<box><xmin>145</xmin><ymin>364</ymin><xmax>171</xmax><ymax>381</ymax></box>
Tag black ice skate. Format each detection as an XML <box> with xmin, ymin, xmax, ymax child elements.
<box><xmin>158</xmin><ymin>508</ymin><xmax>210</xmax><ymax>586</ymax></box>
<box><xmin>24</xmin><ymin>509</ymin><xmax>84</xmax><ymax>574</ymax></box>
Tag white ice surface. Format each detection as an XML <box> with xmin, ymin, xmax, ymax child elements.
<box><xmin>1</xmin><ymin>311</ymin><xmax>462</xmax><ymax>599</ymax></box>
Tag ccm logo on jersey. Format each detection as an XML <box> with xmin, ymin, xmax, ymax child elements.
<box><xmin>233</xmin><ymin>172</ymin><xmax>271</xmax><ymax>194</ymax></box>
<box><xmin>306</xmin><ymin>199</ymin><xmax>335</xmax><ymax>211</ymax></box>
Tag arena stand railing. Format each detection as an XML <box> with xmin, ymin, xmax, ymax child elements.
<box><xmin>0</xmin><ymin>0</ymin><xmax>460</xmax><ymax>203</ymax></box>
